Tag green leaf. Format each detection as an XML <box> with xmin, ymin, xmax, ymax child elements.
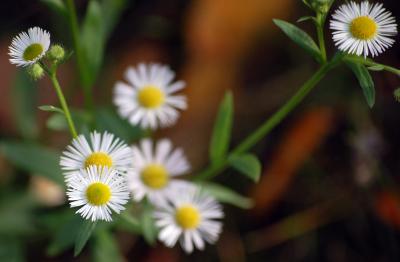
<box><xmin>47</xmin><ymin>215</ymin><xmax>83</xmax><ymax>256</ymax></box>
<box><xmin>198</xmin><ymin>182</ymin><xmax>254</xmax><ymax>209</ymax></box>
<box><xmin>228</xmin><ymin>154</ymin><xmax>262</xmax><ymax>182</ymax></box>
<box><xmin>74</xmin><ymin>220</ymin><xmax>97</xmax><ymax>257</ymax></box>
<box><xmin>346</xmin><ymin>61</ymin><xmax>375</xmax><ymax>108</ymax></box>
<box><xmin>12</xmin><ymin>71</ymin><xmax>38</xmax><ymax>140</ymax></box>
<box><xmin>209</xmin><ymin>91</ymin><xmax>234</xmax><ymax>165</ymax></box>
<box><xmin>81</xmin><ymin>1</ymin><xmax>103</xmax><ymax>81</ymax></box>
<box><xmin>0</xmin><ymin>141</ymin><xmax>63</xmax><ymax>185</ymax></box>
<box><xmin>47</xmin><ymin>110</ymin><xmax>91</xmax><ymax>133</ymax></box>
<box><xmin>367</xmin><ymin>65</ymin><xmax>385</xmax><ymax>72</ymax></box>
<box><xmin>80</xmin><ymin>0</ymin><xmax>128</xmax><ymax>86</ymax></box>
<box><xmin>140</xmin><ymin>202</ymin><xmax>158</xmax><ymax>245</ymax></box>
<box><xmin>40</xmin><ymin>0</ymin><xmax>67</xmax><ymax>17</ymax></box>
<box><xmin>93</xmin><ymin>229</ymin><xmax>123</xmax><ymax>262</ymax></box>
<box><xmin>297</xmin><ymin>16</ymin><xmax>316</xmax><ymax>23</ymax></box>
<box><xmin>38</xmin><ymin>105</ymin><xmax>64</xmax><ymax>114</ymax></box>
<box><xmin>100</xmin><ymin>0</ymin><xmax>128</xmax><ymax>37</ymax></box>
<box><xmin>95</xmin><ymin>107</ymin><xmax>146</xmax><ymax>143</ymax></box>
<box><xmin>116</xmin><ymin>212</ymin><xmax>141</xmax><ymax>234</ymax></box>
<box><xmin>273</xmin><ymin>19</ymin><xmax>322</xmax><ymax>62</ymax></box>
<box><xmin>81</xmin><ymin>0</ymin><xmax>104</xmax><ymax>86</ymax></box>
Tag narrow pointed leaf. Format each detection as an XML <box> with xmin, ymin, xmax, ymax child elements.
<box><xmin>273</xmin><ymin>19</ymin><xmax>322</xmax><ymax>62</ymax></box>
<box><xmin>0</xmin><ymin>141</ymin><xmax>63</xmax><ymax>185</ymax></box>
<box><xmin>39</xmin><ymin>105</ymin><xmax>64</xmax><ymax>114</ymax></box>
<box><xmin>346</xmin><ymin>61</ymin><xmax>375</xmax><ymax>108</ymax></box>
<box><xmin>367</xmin><ymin>65</ymin><xmax>385</xmax><ymax>71</ymax></box>
<box><xmin>40</xmin><ymin>0</ymin><xmax>67</xmax><ymax>17</ymax></box>
<box><xmin>93</xmin><ymin>229</ymin><xmax>123</xmax><ymax>262</ymax></box>
<box><xmin>47</xmin><ymin>215</ymin><xmax>83</xmax><ymax>256</ymax></box>
<box><xmin>74</xmin><ymin>220</ymin><xmax>97</xmax><ymax>257</ymax></box>
<box><xmin>209</xmin><ymin>91</ymin><xmax>234</xmax><ymax>164</ymax></box>
<box><xmin>140</xmin><ymin>202</ymin><xmax>157</xmax><ymax>245</ymax></box>
<box><xmin>297</xmin><ymin>16</ymin><xmax>315</xmax><ymax>23</ymax></box>
<box><xmin>228</xmin><ymin>154</ymin><xmax>262</xmax><ymax>182</ymax></box>
<box><xmin>198</xmin><ymin>182</ymin><xmax>253</xmax><ymax>209</ymax></box>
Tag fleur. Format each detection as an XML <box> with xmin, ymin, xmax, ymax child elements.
<box><xmin>67</xmin><ymin>166</ymin><xmax>130</xmax><ymax>222</ymax></box>
<box><xmin>330</xmin><ymin>1</ymin><xmax>397</xmax><ymax>57</ymax></box>
<box><xmin>9</xmin><ymin>27</ymin><xmax>50</xmax><ymax>67</ymax></box>
<box><xmin>154</xmin><ymin>185</ymin><xmax>224</xmax><ymax>253</ymax></box>
<box><xmin>127</xmin><ymin>138</ymin><xmax>191</xmax><ymax>205</ymax></box>
<box><xmin>113</xmin><ymin>63</ymin><xmax>187</xmax><ymax>130</ymax></box>
<box><xmin>60</xmin><ymin>131</ymin><xmax>132</xmax><ymax>182</ymax></box>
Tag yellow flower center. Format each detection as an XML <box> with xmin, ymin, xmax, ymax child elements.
<box><xmin>84</xmin><ymin>152</ymin><xmax>113</xmax><ymax>168</ymax></box>
<box><xmin>350</xmin><ymin>16</ymin><xmax>377</xmax><ymax>40</ymax></box>
<box><xmin>86</xmin><ymin>182</ymin><xmax>111</xmax><ymax>206</ymax></box>
<box><xmin>137</xmin><ymin>85</ymin><xmax>165</xmax><ymax>108</ymax></box>
<box><xmin>175</xmin><ymin>205</ymin><xmax>201</xmax><ymax>229</ymax></box>
<box><xmin>23</xmin><ymin>43</ymin><xmax>44</xmax><ymax>61</ymax></box>
<box><xmin>140</xmin><ymin>164</ymin><xmax>169</xmax><ymax>189</ymax></box>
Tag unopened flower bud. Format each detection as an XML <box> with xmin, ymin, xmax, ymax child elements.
<box><xmin>48</xmin><ymin>44</ymin><xmax>65</xmax><ymax>62</ymax></box>
<box><xmin>304</xmin><ymin>0</ymin><xmax>332</xmax><ymax>14</ymax></box>
<box><xmin>27</xmin><ymin>63</ymin><xmax>44</xmax><ymax>80</ymax></box>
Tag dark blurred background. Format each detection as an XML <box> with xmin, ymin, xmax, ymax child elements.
<box><xmin>1</xmin><ymin>0</ymin><xmax>400</xmax><ymax>261</ymax></box>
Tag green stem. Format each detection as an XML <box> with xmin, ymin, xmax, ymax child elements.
<box><xmin>65</xmin><ymin>0</ymin><xmax>94</xmax><ymax>111</ymax></box>
<box><xmin>49</xmin><ymin>73</ymin><xmax>78</xmax><ymax>138</ymax></box>
<box><xmin>196</xmin><ymin>60</ymin><xmax>340</xmax><ymax>181</ymax></box>
<box><xmin>344</xmin><ymin>56</ymin><xmax>400</xmax><ymax>76</ymax></box>
<box><xmin>316</xmin><ymin>14</ymin><xmax>327</xmax><ymax>63</ymax></box>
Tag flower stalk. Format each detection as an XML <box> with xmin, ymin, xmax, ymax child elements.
<box><xmin>40</xmin><ymin>62</ymin><xmax>78</xmax><ymax>138</ymax></box>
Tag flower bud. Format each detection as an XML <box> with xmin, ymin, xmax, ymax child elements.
<box><xmin>48</xmin><ymin>44</ymin><xmax>65</xmax><ymax>62</ymax></box>
<box><xmin>304</xmin><ymin>0</ymin><xmax>332</xmax><ymax>14</ymax></box>
<box><xmin>27</xmin><ymin>63</ymin><xmax>44</xmax><ymax>80</ymax></box>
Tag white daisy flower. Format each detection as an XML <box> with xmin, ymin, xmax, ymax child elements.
<box><xmin>60</xmin><ymin>131</ymin><xmax>132</xmax><ymax>182</ymax></box>
<box><xmin>154</xmin><ymin>185</ymin><xmax>224</xmax><ymax>253</ymax></box>
<box><xmin>113</xmin><ymin>63</ymin><xmax>187</xmax><ymax>130</ymax></box>
<box><xmin>128</xmin><ymin>138</ymin><xmax>191</xmax><ymax>205</ymax></box>
<box><xmin>330</xmin><ymin>1</ymin><xmax>397</xmax><ymax>57</ymax></box>
<box><xmin>9</xmin><ymin>27</ymin><xmax>51</xmax><ymax>67</ymax></box>
<box><xmin>67</xmin><ymin>166</ymin><xmax>130</xmax><ymax>222</ymax></box>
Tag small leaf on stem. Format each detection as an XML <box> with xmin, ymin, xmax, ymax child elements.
<box><xmin>198</xmin><ymin>182</ymin><xmax>254</xmax><ymax>209</ymax></box>
<box><xmin>273</xmin><ymin>19</ymin><xmax>322</xmax><ymax>62</ymax></box>
<box><xmin>38</xmin><ymin>105</ymin><xmax>65</xmax><ymax>115</ymax></box>
<box><xmin>346</xmin><ymin>61</ymin><xmax>375</xmax><ymax>108</ymax></box>
<box><xmin>228</xmin><ymin>154</ymin><xmax>262</xmax><ymax>182</ymax></box>
<box><xmin>209</xmin><ymin>91</ymin><xmax>234</xmax><ymax>165</ymax></box>
<box><xmin>74</xmin><ymin>220</ymin><xmax>97</xmax><ymax>257</ymax></box>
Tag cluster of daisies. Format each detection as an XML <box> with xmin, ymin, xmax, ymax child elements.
<box><xmin>58</xmin><ymin>65</ymin><xmax>222</xmax><ymax>253</ymax></box>
<box><xmin>8</xmin><ymin>0</ymin><xmax>398</xmax><ymax>254</ymax></box>
<box><xmin>8</xmin><ymin>24</ymin><xmax>222</xmax><ymax>252</ymax></box>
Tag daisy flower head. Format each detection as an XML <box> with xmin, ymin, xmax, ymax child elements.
<box><xmin>9</xmin><ymin>27</ymin><xmax>50</xmax><ymax>67</ymax></box>
<box><xmin>330</xmin><ymin>1</ymin><xmax>397</xmax><ymax>57</ymax></box>
<box><xmin>154</xmin><ymin>185</ymin><xmax>224</xmax><ymax>253</ymax></box>
<box><xmin>60</xmin><ymin>131</ymin><xmax>132</xmax><ymax>182</ymax></box>
<box><xmin>113</xmin><ymin>63</ymin><xmax>187</xmax><ymax>130</ymax></box>
<box><xmin>128</xmin><ymin>138</ymin><xmax>191</xmax><ymax>205</ymax></box>
<box><xmin>67</xmin><ymin>166</ymin><xmax>130</xmax><ymax>222</ymax></box>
